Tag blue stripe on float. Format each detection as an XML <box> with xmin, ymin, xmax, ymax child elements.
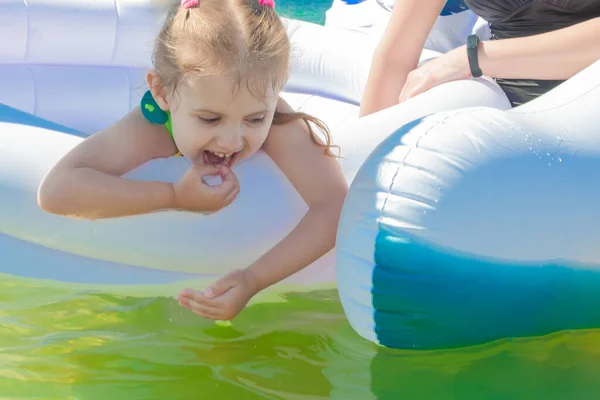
<box><xmin>0</xmin><ymin>103</ymin><xmax>84</xmax><ymax>137</ymax></box>
<box><xmin>372</xmin><ymin>230</ymin><xmax>600</xmax><ymax>350</ymax></box>
<box><xmin>1</xmin><ymin>232</ymin><xmax>203</xmax><ymax>285</ymax></box>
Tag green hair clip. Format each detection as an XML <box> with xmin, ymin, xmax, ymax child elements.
<box><xmin>140</xmin><ymin>90</ymin><xmax>174</xmax><ymax>138</ymax></box>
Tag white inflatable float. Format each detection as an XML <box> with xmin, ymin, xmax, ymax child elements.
<box><xmin>337</xmin><ymin>60</ymin><xmax>600</xmax><ymax>350</ymax></box>
<box><xmin>0</xmin><ymin>0</ymin><xmax>509</xmax><ymax>296</ymax></box>
<box><xmin>324</xmin><ymin>0</ymin><xmax>490</xmax><ymax>53</ymax></box>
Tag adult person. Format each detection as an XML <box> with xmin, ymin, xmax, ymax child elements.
<box><xmin>360</xmin><ymin>0</ymin><xmax>600</xmax><ymax>116</ymax></box>
<box><xmin>325</xmin><ymin>0</ymin><xmax>479</xmax><ymax>53</ymax></box>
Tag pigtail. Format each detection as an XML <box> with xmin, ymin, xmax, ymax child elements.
<box><xmin>181</xmin><ymin>0</ymin><xmax>199</xmax><ymax>19</ymax></box>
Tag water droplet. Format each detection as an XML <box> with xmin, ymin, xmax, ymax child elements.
<box><xmin>546</xmin><ymin>152</ymin><xmax>550</xmax><ymax>157</ymax></box>
<box><xmin>423</xmin><ymin>210</ymin><xmax>427</xmax><ymax>215</ymax></box>
<box><xmin>558</xmin><ymin>157</ymin><xmax>563</xmax><ymax>163</ymax></box>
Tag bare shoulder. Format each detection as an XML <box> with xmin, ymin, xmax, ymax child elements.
<box><xmin>53</xmin><ymin>107</ymin><xmax>178</xmax><ymax>177</ymax></box>
<box><xmin>263</xmin><ymin>97</ymin><xmax>347</xmax><ymax>206</ymax></box>
<box><xmin>263</xmin><ymin>97</ymin><xmax>307</xmax><ymax>152</ymax></box>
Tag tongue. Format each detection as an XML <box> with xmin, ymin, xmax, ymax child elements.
<box><xmin>205</xmin><ymin>151</ymin><xmax>225</xmax><ymax>166</ymax></box>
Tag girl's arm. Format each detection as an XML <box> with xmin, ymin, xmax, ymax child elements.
<box><xmin>359</xmin><ymin>0</ymin><xmax>447</xmax><ymax>117</ymax></box>
<box><xmin>247</xmin><ymin>98</ymin><xmax>348</xmax><ymax>290</ymax></box>
<box><xmin>176</xmin><ymin>97</ymin><xmax>347</xmax><ymax>321</ymax></box>
<box><xmin>478</xmin><ymin>17</ymin><xmax>600</xmax><ymax>80</ymax></box>
<box><xmin>38</xmin><ymin>107</ymin><xmax>179</xmax><ymax>219</ymax></box>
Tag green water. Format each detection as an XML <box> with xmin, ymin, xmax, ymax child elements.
<box><xmin>277</xmin><ymin>0</ymin><xmax>333</xmax><ymax>25</ymax></box>
<box><xmin>3</xmin><ymin>2</ymin><xmax>600</xmax><ymax>399</ymax></box>
<box><xmin>3</xmin><ymin>275</ymin><xmax>600</xmax><ymax>399</ymax></box>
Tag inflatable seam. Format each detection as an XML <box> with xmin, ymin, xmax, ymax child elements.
<box><xmin>376</xmin><ymin>150</ymin><xmax>405</xmax><ymax>230</ymax></box>
<box><xmin>377</xmin><ymin>113</ymin><xmax>460</xmax><ymax>230</ymax></box>
<box><xmin>416</xmin><ymin>110</ymin><xmax>485</xmax><ymax>171</ymax></box>
<box><xmin>109</xmin><ymin>0</ymin><xmax>120</xmax><ymax>64</ymax></box>
<box><xmin>23</xmin><ymin>0</ymin><xmax>30</xmax><ymax>62</ymax></box>
<box><xmin>385</xmin><ymin>191</ymin><xmax>437</xmax><ymax>211</ymax></box>
<box><xmin>391</xmin><ymin>162</ymin><xmax>444</xmax><ymax>186</ymax></box>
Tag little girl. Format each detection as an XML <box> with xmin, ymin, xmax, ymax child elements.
<box><xmin>37</xmin><ymin>0</ymin><xmax>348</xmax><ymax>321</ymax></box>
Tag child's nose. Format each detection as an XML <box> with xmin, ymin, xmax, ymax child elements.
<box><xmin>216</xmin><ymin>128</ymin><xmax>244</xmax><ymax>151</ymax></box>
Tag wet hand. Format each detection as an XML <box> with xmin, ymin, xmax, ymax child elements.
<box><xmin>398</xmin><ymin>45</ymin><xmax>472</xmax><ymax>103</ymax></box>
<box><xmin>172</xmin><ymin>165</ymin><xmax>239</xmax><ymax>213</ymax></box>
<box><xmin>177</xmin><ymin>269</ymin><xmax>260</xmax><ymax>321</ymax></box>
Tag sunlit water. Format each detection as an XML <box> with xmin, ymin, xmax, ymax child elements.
<box><xmin>2</xmin><ymin>1</ymin><xmax>600</xmax><ymax>399</ymax></box>
<box><xmin>2</xmin><ymin>275</ymin><xmax>600</xmax><ymax>399</ymax></box>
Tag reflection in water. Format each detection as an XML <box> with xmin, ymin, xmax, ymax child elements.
<box><xmin>1</xmin><ymin>276</ymin><xmax>600</xmax><ymax>399</ymax></box>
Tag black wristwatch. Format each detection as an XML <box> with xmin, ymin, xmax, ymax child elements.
<box><xmin>466</xmin><ymin>34</ymin><xmax>482</xmax><ymax>78</ymax></box>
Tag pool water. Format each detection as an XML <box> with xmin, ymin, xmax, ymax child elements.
<box><xmin>2</xmin><ymin>2</ymin><xmax>600</xmax><ymax>399</ymax></box>
<box><xmin>278</xmin><ymin>0</ymin><xmax>333</xmax><ymax>25</ymax></box>
<box><xmin>3</xmin><ymin>274</ymin><xmax>600</xmax><ymax>399</ymax></box>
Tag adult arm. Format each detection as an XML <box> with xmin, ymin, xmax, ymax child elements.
<box><xmin>359</xmin><ymin>0</ymin><xmax>447</xmax><ymax>116</ymax></box>
<box><xmin>399</xmin><ymin>16</ymin><xmax>600</xmax><ymax>102</ymax></box>
<box><xmin>478</xmin><ymin>17</ymin><xmax>600</xmax><ymax>80</ymax></box>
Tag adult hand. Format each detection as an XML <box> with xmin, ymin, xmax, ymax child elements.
<box><xmin>398</xmin><ymin>45</ymin><xmax>472</xmax><ymax>103</ymax></box>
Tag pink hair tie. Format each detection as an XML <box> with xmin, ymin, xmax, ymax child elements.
<box><xmin>259</xmin><ymin>0</ymin><xmax>275</xmax><ymax>8</ymax></box>
<box><xmin>181</xmin><ymin>0</ymin><xmax>199</xmax><ymax>8</ymax></box>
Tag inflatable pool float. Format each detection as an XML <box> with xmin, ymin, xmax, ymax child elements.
<box><xmin>0</xmin><ymin>0</ymin><xmax>509</xmax><ymax>296</ymax></box>
<box><xmin>324</xmin><ymin>0</ymin><xmax>486</xmax><ymax>54</ymax></box>
<box><xmin>337</xmin><ymin>59</ymin><xmax>600</xmax><ymax>350</ymax></box>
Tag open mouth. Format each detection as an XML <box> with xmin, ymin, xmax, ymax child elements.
<box><xmin>203</xmin><ymin>150</ymin><xmax>240</xmax><ymax>168</ymax></box>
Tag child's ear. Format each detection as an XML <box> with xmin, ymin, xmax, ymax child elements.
<box><xmin>146</xmin><ymin>70</ymin><xmax>170</xmax><ymax>111</ymax></box>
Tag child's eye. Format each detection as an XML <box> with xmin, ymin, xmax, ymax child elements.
<box><xmin>248</xmin><ymin>117</ymin><xmax>265</xmax><ymax>124</ymax></box>
<box><xmin>199</xmin><ymin>117</ymin><xmax>220</xmax><ymax>124</ymax></box>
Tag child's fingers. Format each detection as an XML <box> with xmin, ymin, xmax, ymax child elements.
<box><xmin>194</xmin><ymin>164</ymin><xmax>222</xmax><ymax>177</ymax></box>
<box><xmin>222</xmin><ymin>189</ymin><xmax>238</xmax><ymax>207</ymax></box>
<box><xmin>188</xmin><ymin>300</ymin><xmax>222</xmax><ymax>320</ymax></box>
<box><xmin>179</xmin><ymin>288</ymin><xmax>217</xmax><ymax>307</ymax></box>
<box><xmin>221</xmin><ymin>167</ymin><xmax>239</xmax><ymax>184</ymax></box>
<box><xmin>178</xmin><ymin>295</ymin><xmax>221</xmax><ymax>318</ymax></box>
<box><xmin>211</xmin><ymin>168</ymin><xmax>240</xmax><ymax>202</ymax></box>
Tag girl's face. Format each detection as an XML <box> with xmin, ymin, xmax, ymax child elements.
<box><xmin>155</xmin><ymin>73</ymin><xmax>279</xmax><ymax>168</ymax></box>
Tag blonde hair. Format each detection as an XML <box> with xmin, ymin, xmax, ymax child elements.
<box><xmin>152</xmin><ymin>0</ymin><xmax>336</xmax><ymax>155</ymax></box>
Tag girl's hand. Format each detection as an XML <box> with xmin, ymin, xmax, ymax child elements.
<box><xmin>398</xmin><ymin>45</ymin><xmax>472</xmax><ymax>103</ymax></box>
<box><xmin>172</xmin><ymin>165</ymin><xmax>240</xmax><ymax>213</ymax></box>
<box><xmin>177</xmin><ymin>269</ymin><xmax>260</xmax><ymax>321</ymax></box>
